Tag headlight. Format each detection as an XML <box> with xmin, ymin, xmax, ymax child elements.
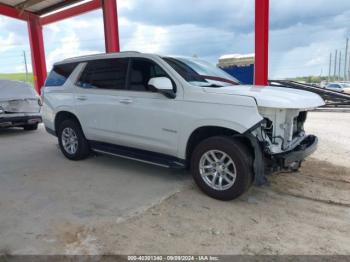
<box><xmin>0</xmin><ymin>106</ymin><xmax>3</xmax><ymax>114</ymax></box>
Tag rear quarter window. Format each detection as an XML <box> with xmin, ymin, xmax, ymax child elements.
<box><xmin>76</xmin><ymin>58</ymin><xmax>129</xmax><ymax>90</ymax></box>
<box><xmin>45</xmin><ymin>63</ymin><xmax>78</xmax><ymax>86</ymax></box>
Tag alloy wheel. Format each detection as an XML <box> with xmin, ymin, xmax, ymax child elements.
<box><xmin>199</xmin><ymin>150</ymin><xmax>237</xmax><ymax>191</ymax></box>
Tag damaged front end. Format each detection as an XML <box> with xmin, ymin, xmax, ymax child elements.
<box><xmin>0</xmin><ymin>99</ymin><xmax>42</xmax><ymax>128</ymax></box>
<box><xmin>0</xmin><ymin>80</ymin><xmax>42</xmax><ymax>128</ymax></box>
<box><xmin>246</xmin><ymin>107</ymin><xmax>318</xmax><ymax>185</ymax></box>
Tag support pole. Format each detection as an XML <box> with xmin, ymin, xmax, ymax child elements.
<box><xmin>0</xmin><ymin>3</ymin><xmax>30</xmax><ymax>21</ymax></box>
<box><xmin>334</xmin><ymin>50</ymin><xmax>337</xmax><ymax>81</ymax></box>
<box><xmin>27</xmin><ymin>15</ymin><xmax>47</xmax><ymax>94</ymax></box>
<box><xmin>23</xmin><ymin>50</ymin><xmax>29</xmax><ymax>83</ymax></box>
<box><xmin>254</xmin><ymin>0</ymin><xmax>269</xmax><ymax>86</ymax></box>
<box><xmin>338</xmin><ymin>51</ymin><xmax>342</xmax><ymax>81</ymax></box>
<box><xmin>344</xmin><ymin>38</ymin><xmax>348</xmax><ymax>80</ymax></box>
<box><xmin>102</xmin><ymin>0</ymin><xmax>120</xmax><ymax>53</ymax></box>
<box><xmin>328</xmin><ymin>52</ymin><xmax>332</xmax><ymax>82</ymax></box>
<box><xmin>348</xmin><ymin>51</ymin><xmax>350</xmax><ymax>81</ymax></box>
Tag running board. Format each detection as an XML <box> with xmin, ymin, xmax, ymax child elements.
<box><xmin>90</xmin><ymin>141</ymin><xmax>186</xmax><ymax>169</ymax></box>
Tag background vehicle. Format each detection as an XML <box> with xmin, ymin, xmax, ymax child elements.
<box><xmin>0</xmin><ymin>80</ymin><xmax>42</xmax><ymax>130</ymax></box>
<box><xmin>340</xmin><ymin>82</ymin><xmax>350</xmax><ymax>94</ymax></box>
<box><xmin>42</xmin><ymin>52</ymin><xmax>325</xmax><ymax>201</ymax></box>
<box><xmin>325</xmin><ymin>83</ymin><xmax>345</xmax><ymax>92</ymax></box>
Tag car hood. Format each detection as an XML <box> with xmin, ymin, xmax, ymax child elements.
<box><xmin>0</xmin><ymin>79</ymin><xmax>38</xmax><ymax>102</ymax></box>
<box><xmin>203</xmin><ymin>85</ymin><xmax>325</xmax><ymax>109</ymax></box>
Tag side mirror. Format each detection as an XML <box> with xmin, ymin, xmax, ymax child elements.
<box><xmin>148</xmin><ymin>77</ymin><xmax>176</xmax><ymax>99</ymax></box>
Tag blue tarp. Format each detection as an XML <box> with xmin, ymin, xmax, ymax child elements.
<box><xmin>222</xmin><ymin>65</ymin><xmax>254</xmax><ymax>85</ymax></box>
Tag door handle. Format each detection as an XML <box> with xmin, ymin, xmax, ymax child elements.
<box><xmin>77</xmin><ymin>96</ymin><xmax>87</xmax><ymax>101</ymax></box>
<box><xmin>119</xmin><ymin>98</ymin><xmax>133</xmax><ymax>104</ymax></box>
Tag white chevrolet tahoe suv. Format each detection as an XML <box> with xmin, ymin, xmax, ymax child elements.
<box><xmin>42</xmin><ymin>51</ymin><xmax>325</xmax><ymax>200</ymax></box>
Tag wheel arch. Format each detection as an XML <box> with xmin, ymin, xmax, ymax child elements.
<box><xmin>184</xmin><ymin>125</ymin><xmax>254</xmax><ymax>169</ymax></box>
<box><xmin>54</xmin><ymin>111</ymin><xmax>83</xmax><ymax>136</ymax></box>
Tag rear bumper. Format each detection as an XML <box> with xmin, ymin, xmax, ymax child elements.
<box><xmin>0</xmin><ymin>114</ymin><xmax>42</xmax><ymax>127</ymax></box>
<box><xmin>272</xmin><ymin>135</ymin><xmax>318</xmax><ymax>168</ymax></box>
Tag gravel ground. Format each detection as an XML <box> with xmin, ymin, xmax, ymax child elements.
<box><xmin>37</xmin><ymin>112</ymin><xmax>350</xmax><ymax>255</ymax></box>
<box><xmin>1</xmin><ymin>112</ymin><xmax>350</xmax><ymax>255</ymax></box>
<box><xmin>53</xmin><ymin>159</ymin><xmax>350</xmax><ymax>255</ymax></box>
<box><xmin>305</xmin><ymin>112</ymin><xmax>350</xmax><ymax>168</ymax></box>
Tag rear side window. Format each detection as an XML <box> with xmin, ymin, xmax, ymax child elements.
<box><xmin>77</xmin><ymin>58</ymin><xmax>129</xmax><ymax>90</ymax></box>
<box><xmin>45</xmin><ymin>63</ymin><xmax>78</xmax><ymax>86</ymax></box>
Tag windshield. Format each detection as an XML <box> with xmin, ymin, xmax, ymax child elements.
<box><xmin>163</xmin><ymin>56</ymin><xmax>240</xmax><ymax>87</ymax></box>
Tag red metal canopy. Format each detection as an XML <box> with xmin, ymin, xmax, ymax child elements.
<box><xmin>0</xmin><ymin>0</ymin><xmax>269</xmax><ymax>94</ymax></box>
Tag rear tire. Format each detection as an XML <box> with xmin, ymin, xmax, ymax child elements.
<box><xmin>191</xmin><ymin>136</ymin><xmax>253</xmax><ymax>201</ymax></box>
<box><xmin>57</xmin><ymin>119</ymin><xmax>90</xmax><ymax>160</ymax></box>
<box><xmin>23</xmin><ymin>124</ymin><xmax>38</xmax><ymax>131</ymax></box>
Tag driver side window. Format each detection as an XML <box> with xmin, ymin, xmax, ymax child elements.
<box><xmin>128</xmin><ymin>58</ymin><xmax>170</xmax><ymax>92</ymax></box>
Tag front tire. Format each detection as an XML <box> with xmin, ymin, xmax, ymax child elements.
<box><xmin>57</xmin><ymin>119</ymin><xmax>90</xmax><ymax>160</ymax></box>
<box><xmin>191</xmin><ymin>136</ymin><xmax>253</xmax><ymax>201</ymax></box>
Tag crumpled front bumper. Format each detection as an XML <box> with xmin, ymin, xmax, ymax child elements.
<box><xmin>246</xmin><ymin>133</ymin><xmax>318</xmax><ymax>186</ymax></box>
<box><xmin>272</xmin><ymin>135</ymin><xmax>318</xmax><ymax>168</ymax></box>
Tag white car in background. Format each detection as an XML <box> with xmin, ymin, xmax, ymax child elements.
<box><xmin>340</xmin><ymin>82</ymin><xmax>350</xmax><ymax>94</ymax></box>
<box><xmin>0</xmin><ymin>80</ymin><xmax>42</xmax><ymax>130</ymax></box>
<box><xmin>325</xmin><ymin>83</ymin><xmax>345</xmax><ymax>93</ymax></box>
<box><xmin>42</xmin><ymin>52</ymin><xmax>325</xmax><ymax>200</ymax></box>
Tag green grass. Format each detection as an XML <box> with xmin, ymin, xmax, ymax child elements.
<box><xmin>0</xmin><ymin>73</ymin><xmax>34</xmax><ymax>85</ymax></box>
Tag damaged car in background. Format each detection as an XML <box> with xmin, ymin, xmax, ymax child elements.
<box><xmin>0</xmin><ymin>79</ymin><xmax>42</xmax><ymax>131</ymax></box>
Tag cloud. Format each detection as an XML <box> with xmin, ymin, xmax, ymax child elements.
<box><xmin>0</xmin><ymin>33</ymin><xmax>15</xmax><ymax>53</ymax></box>
<box><xmin>119</xmin><ymin>0</ymin><xmax>254</xmax><ymax>33</ymax></box>
<box><xmin>0</xmin><ymin>0</ymin><xmax>350</xmax><ymax>78</ymax></box>
<box><xmin>122</xmin><ymin>22</ymin><xmax>169</xmax><ymax>53</ymax></box>
<box><xmin>43</xmin><ymin>10</ymin><xmax>105</xmax><ymax>69</ymax></box>
<box><xmin>270</xmin><ymin>0</ymin><xmax>350</xmax><ymax>30</ymax></box>
<box><xmin>269</xmin><ymin>8</ymin><xmax>350</xmax><ymax>78</ymax></box>
<box><xmin>46</xmin><ymin>34</ymin><xmax>100</xmax><ymax>69</ymax></box>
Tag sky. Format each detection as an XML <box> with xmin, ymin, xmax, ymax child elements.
<box><xmin>0</xmin><ymin>0</ymin><xmax>350</xmax><ymax>79</ymax></box>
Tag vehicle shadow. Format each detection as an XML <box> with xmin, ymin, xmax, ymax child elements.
<box><xmin>0</xmin><ymin>127</ymin><xmax>33</xmax><ymax>137</ymax></box>
<box><xmin>0</xmin><ymin>125</ymin><xmax>191</xmax><ymax>183</ymax></box>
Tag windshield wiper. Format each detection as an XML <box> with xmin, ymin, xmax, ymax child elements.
<box><xmin>200</xmin><ymin>75</ymin><xmax>240</xmax><ymax>85</ymax></box>
<box><xmin>200</xmin><ymin>84</ymin><xmax>223</xmax><ymax>88</ymax></box>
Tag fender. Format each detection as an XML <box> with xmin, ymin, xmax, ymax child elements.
<box><xmin>177</xmin><ymin>116</ymin><xmax>263</xmax><ymax>159</ymax></box>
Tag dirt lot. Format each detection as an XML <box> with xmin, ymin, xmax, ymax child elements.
<box><xmin>1</xmin><ymin>112</ymin><xmax>350</xmax><ymax>255</ymax></box>
<box><xmin>54</xmin><ymin>159</ymin><xmax>350</xmax><ymax>255</ymax></box>
<box><xmin>42</xmin><ymin>112</ymin><xmax>350</xmax><ymax>255</ymax></box>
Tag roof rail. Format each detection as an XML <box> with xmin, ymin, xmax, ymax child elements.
<box><xmin>119</xmin><ymin>51</ymin><xmax>140</xmax><ymax>54</ymax></box>
<box><xmin>62</xmin><ymin>51</ymin><xmax>141</xmax><ymax>62</ymax></box>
